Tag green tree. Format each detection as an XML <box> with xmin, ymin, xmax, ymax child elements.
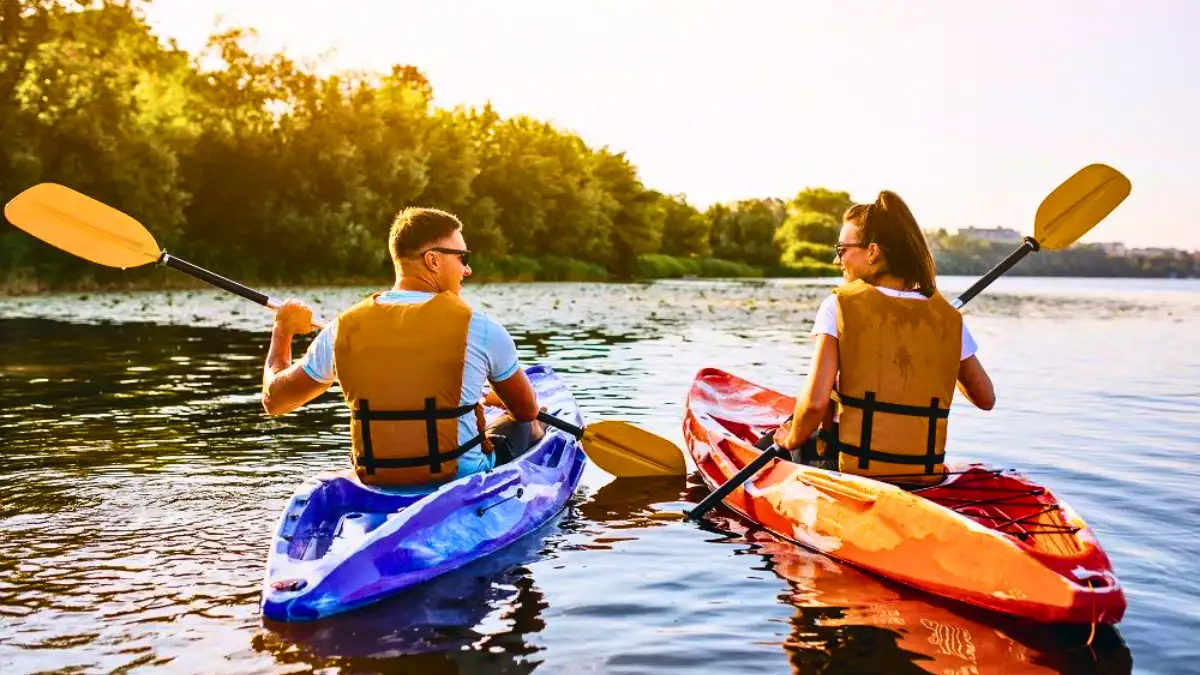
<box><xmin>775</xmin><ymin>211</ymin><xmax>839</xmax><ymax>265</ymax></box>
<box><xmin>769</xmin><ymin>186</ymin><xmax>850</xmax><ymax>269</ymax></box>
<box><xmin>707</xmin><ymin>198</ymin><xmax>785</xmax><ymax>267</ymax></box>
<box><xmin>592</xmin><ymin>149</ymin><xmax>664</xmax><ymax>277</ymax></box>
<box><xmin>787</xmin><ymin>187</ymin><xmax>854</xmax><ymax>223</ymax></box>
<box><xmin>658</xmin><ymin>192</ymin><xmax>709</xmax><ymax>257</ymax></box>
<box><xmin>8</xmin><ymin>3</ymin><xmax>1183</xmax><ymax>290</ymax></box>
<box><xmin>1</xmin><ymin>1</ymin><xmax>190</xmax><ymax>285</ymax></box>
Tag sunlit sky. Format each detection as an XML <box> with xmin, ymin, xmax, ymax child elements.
<box><xmin>143</xmin><ymin>0</ymin><xmax>1199</xmax><ymax>249</ymax></box>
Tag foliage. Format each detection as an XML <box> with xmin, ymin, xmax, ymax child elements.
<box><xmin>928</xmin><ymin>233</ymin><xmax>1198</xmax><ymax>278</ymax></box>
<box><xmin>775</xmin><ymin>211</ymin><xmax>839</xmax><ymax>266</ymax></box>
<box><xmin>634</xmin><ymin>253</ymin><xmax>762</xmax><ymax>279</ymax></box>
<box><xmin>657</xmin><ymin>192</ymin><xmax>709</xmax><ymax>258</ymax></box>
<box><xmin>786</xmin><ymin>187</ymin><xmax>853</xmax><ymax>224</ymax></box>
<box><xmin>0</xmin><ymin>2</ymin><xmax>1189</xmax><ymax>291</ymax></box>
<box><xmin>706</xmin><ymin>198</ymin><xmax>785</xmax><ymax>268</ymax></box>
<box><xmin>765</xmin><ymin>260</ymin><xmax>841</xmax><ymax>278</ymax></box>
<box><xmin>1</xmin><ymin>1</ymin><xmax>191</xmax><ymax>286</ymax></box>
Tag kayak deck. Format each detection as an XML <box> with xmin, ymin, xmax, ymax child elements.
<box><xmin>261</xmin><ymin>364</ymin><xmax>587</xmax><ymax>622</ymax></box>
<box><xmin>684</xmin><ymin>367</ymin><xmax>1126</xmax><ymax>625</ymax></box>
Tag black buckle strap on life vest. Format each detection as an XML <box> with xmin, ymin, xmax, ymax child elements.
<box><xmin>424</xmin><ymin>397</ymin><xmax>439</xmax><ymax>473</ymax></box>
<box><xmin>354</xmin><ymin>398</ymin><xmax>483</xmax><ymax>475</ymax></box>
<box><xmin>924</xmin><ymin>396</ymin><xmax>941</xmax><ymax>475</ymax></box>
<box><xmin>857</xmin><ymin>391</ymin><xmax>875</xmax><ymax>470</ymax></box>
<box><xmin>835</xmin><ymin>391</ymin><xmax>952</xmax><ymax>421</ymax></box>
<box><xmin>831</xmin><ymin>391</ymin><xmax>949</xmax><ymax>475</ymax></box>
<box><xmin>359</xmin><ymin>399</ymin><xmax>376</xmax><ymax>475</ymax></box>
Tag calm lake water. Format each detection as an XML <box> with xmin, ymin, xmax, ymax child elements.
<box><xmin>2</xmin><ymin>276</ymin><xmax>1198</xmax><ymax>674</ymax></box>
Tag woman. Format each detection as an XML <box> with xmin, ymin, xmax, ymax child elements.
<box><xmin>768</xmin><ymin>191</ymin><xmax>996</xmax><ymax>485</ymax></box>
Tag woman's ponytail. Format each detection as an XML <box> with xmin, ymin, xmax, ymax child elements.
<box><xmin>845</xmin><ymin>190</ymin><xmax>938</xmax><ymax>295</ymax></box>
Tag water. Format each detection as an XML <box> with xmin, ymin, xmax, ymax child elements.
<box><xmin>1</xmin><ymin>276</ymin><xmax>1197</xmax><ymax>674</ymax></box>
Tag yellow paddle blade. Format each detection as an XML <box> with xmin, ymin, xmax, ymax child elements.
<box><xmin>582</xmin><ymin>421</ymin><xmax>688</xmax><ymax>477</ymax></box>
<box><xmin>1034</xmin><ymin>164</ymin><xmax>1131</xmax><ymax>250</ymax></box>
<box><xmin>3</xmin><ymin>183</ymin><xmax>161</xmax><ymax>268</ymax></box>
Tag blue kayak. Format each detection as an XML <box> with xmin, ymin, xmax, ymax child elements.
<box><xmin>260</xmin><ymin>364</ymin><xmax>587</xmax><ymax>622</ymax></box>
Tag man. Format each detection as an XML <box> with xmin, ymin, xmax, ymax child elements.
<box><xmin>261</xmin><ymin>207</ymin><xmax>543</xmax><ymax>487</ymax></box>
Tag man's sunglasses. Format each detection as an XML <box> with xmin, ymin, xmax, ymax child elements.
<box><xmin>423</xmin><ymin>247</ymin><xmax>471</xmax><ymax>266</ymax></box>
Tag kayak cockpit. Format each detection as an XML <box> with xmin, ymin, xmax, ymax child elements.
<box><xmin>281</xmin><ymin>473</ymin><xmax>420</xmax><ymax>562</ymax></box>
<box><xmin>914</xmin><ymin>467</ymin><xmax>1088</xmax><ymax>557</ymax></box>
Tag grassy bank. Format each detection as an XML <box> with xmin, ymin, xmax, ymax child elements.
<box><xmin>469</xmin><ymin>253</ymin><xmax>839</xmax><ymax>281</ymax></box>
<box><xmin>469</xmin><ymin>256</ymin><xmax>612</xmax><ymax>282</ymax></box>
<box><xmin>632</xmin><ymin>254</ymin><xmax>839</xmax><ymax>280</ymax></box>
<box><xmin>0</xmin><ymin>254</ymin><xmax>840</xmax><ymax>296</ymax></box>
<box><xmin>0</xmin><ymin>264</ymin><xmax>396</xmax><ymax>297</ymax></box>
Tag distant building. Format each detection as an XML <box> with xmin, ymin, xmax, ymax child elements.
<box><xmin>1129</xmin><ymin>247</ymin><xmax>1188</xmax><ymax>260</ymax></box>
<box><xmin>957</xmin><ymin>226</ymin><xmax>1022</xmax><ymax>242</ymax></box>
<box><xmin>1094</xmin><ymin>242</ymin><xmax>1127</xmax><ymax>257</ymax></box>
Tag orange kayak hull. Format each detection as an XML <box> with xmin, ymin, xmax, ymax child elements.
<box><xmin>684</xmin><ymin>367</ymin><xmax>1126</xmax><ymax>625</ymax></box>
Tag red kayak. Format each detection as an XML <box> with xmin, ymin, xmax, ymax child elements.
<box><xmin>683</xmin><ymin>367</ymin><xmax>1126</xmax><ymax>625</ymax></box>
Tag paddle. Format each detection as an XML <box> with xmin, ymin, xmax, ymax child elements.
<box><xmin>682</xmin><ymin>163</ymin><xmax>1132</xmax><ymax>521</ymax></box>
<box><xmin>573</xmin><ymin>420</ymin><xmax>687</xmax><ymax>476</ymax></box>
<box><xmin>951</xmin><ymin>163</ymin><xmax>1132</xmax><ymax>308</ymax></box>
<box><xmin>525</xmin><ymin>165</ymin><xmax>1128</xmax><ymax>479</ymax></box>
<box><xmin>3</xmin><ymin>183</ymin><xmax>331</xmax><ymax>327</ymax></box>
<box><xmin>2</xmin><ymin>182</ymin><xmax>686</xmax><ymax>477</ymax></box>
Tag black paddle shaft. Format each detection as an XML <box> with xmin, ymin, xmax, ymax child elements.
<box><xmin>537</xmin><ymin>411</ymin><xmax>584</xmax><ymax>440</ymax></box>
<box><xmin>952</xmin><ymin>236</ymin><xmax>1040</xmax><ymax>309</ymax></box>
<box><xmin>159</xmin><ymin>252</ymin><xmax>273</xmax><ymax>307</ymax></box>
<box><xmin>685</xmin><ymin>445</ymin><xmax>789</xmax><ymax>521</ymax></box>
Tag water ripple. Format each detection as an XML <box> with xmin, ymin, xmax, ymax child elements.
<box><xmin>2</xmin><ymin>278</ymin><xmax>1198</xmax><ymax>673</ymax></box>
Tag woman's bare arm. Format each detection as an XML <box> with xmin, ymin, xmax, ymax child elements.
<box><xmin>956</xmin><ymin>355</ymin><xmax>995</xmax><ymax>410</ymax></box>
<box><xmin>774</xmin><ymin>334</ymin><xmax>839</xmax><ymax>449</ymax></box>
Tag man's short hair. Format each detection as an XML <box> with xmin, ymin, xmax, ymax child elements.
<box><xmin>388</xmin><ymin>207</ymin><xmax>464</xmax><ymax>262</ymax></box>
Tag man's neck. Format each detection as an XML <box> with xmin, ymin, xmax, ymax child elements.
<box><xmin>395</xmin><ymin>275</ymin><xmax>443</xmax><ymax>294</ymax></box>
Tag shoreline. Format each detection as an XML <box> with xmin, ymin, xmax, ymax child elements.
<box><xmin>4</xmin><ymin>272</ymin><xmax>1197</xmax><ymax>299</ymax></box>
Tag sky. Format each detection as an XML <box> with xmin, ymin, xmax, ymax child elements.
<box><xmin>142</xmin><ymin>0</ymin><xmax>1200</xmax><ymax>250</ymax></box>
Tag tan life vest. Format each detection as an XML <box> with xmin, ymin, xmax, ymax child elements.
<box><xmin>818</xmin><ymin>280</ymin><xmax>962</xmax><ymax>484</ymax></box>
<box><xmin>333</xmin><ymin>291</ymin><xmax>490</xmax><ymax>487</ymax></box>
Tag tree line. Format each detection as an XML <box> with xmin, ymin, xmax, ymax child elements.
<box><xmin>0</xmin><ymin>0</ymin><xmax>847</xmax><ymax>291</ymax></box>
<box><xmin>929</xmin><ymin>233</ymin><xmax>1198</xmax><ymax>279</ymax></box>
<box><xmin>1</xmin><ymin>2</ymin><xmax>1189</xmax><ymax>293</ymax></box>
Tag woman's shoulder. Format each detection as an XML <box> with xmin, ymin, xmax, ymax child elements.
<box><xmin>811</xmin><ymin>293</ymin><xmax>840</xmax><ymax>337</ymax></box>
<box><xmin>874</xmin><ymin>287</ymin><xmax>926</xmax><ymax>300</ymax></box>
<box><xmin>831</xmin><ymin>279</ymin><xmax>872</xmax><ymax>297</ymax></box>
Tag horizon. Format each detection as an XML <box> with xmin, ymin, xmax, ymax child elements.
<box><xmin>141</xmin><ymin>0</ymin><xmax>1198</xmax><ymax>251</ymax></box>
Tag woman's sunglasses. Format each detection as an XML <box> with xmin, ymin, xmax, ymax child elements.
<box><xmin>424</xmin><ymin>247</ymin><xmax>471</xmax><ymax>266</ymax></box>
<box><xmin>835</xmin><ymin>242</ymin><xmax>869</xmax><ymax>259</ymax></box>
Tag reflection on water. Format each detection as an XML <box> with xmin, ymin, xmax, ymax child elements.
<box><xmin>2</xmin><ymin>278</ymin><xmax>1198</xmax><ymax>673</ymax></box>
<box><xmin>698</xmin><ymin>504</ymin><xmax>1133</xmax><ymax>675</ymax></box>
<box><xmin>256</xmin><ymin>514</ymin><xmax>562</xmax><ymax>674</ymax></box>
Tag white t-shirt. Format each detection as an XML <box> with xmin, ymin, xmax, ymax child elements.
<box><xmin>811</xmin><ymin>287</ymin><xmax>978</xmax><ymax>360</ymax></box>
